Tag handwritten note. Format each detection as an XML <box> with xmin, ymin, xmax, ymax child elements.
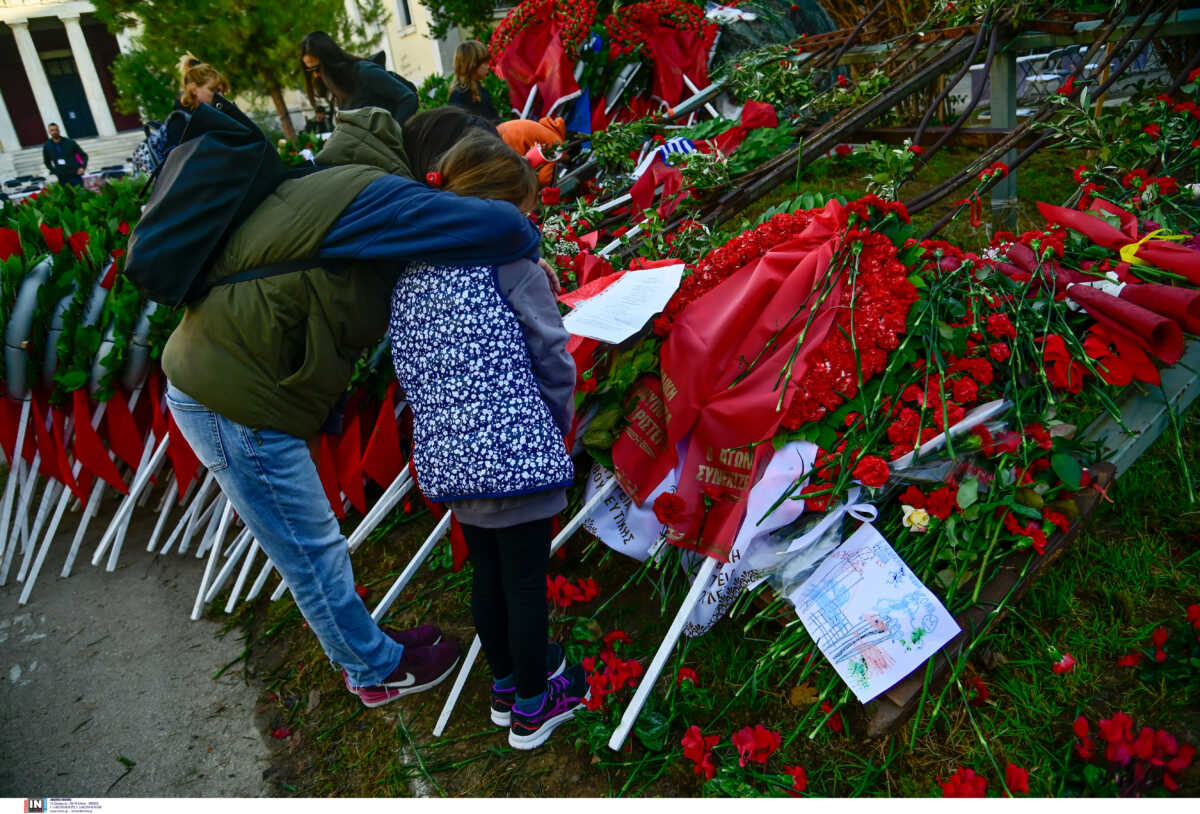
<box><xmin>562</xmin><ymin>264</ymin><xmax>684</xmax><ymax>345</ymax></box>
<box><xmin>789</xmin><ymin>523</ymin><xmax>960</xmax><ymax>704</ymax></box>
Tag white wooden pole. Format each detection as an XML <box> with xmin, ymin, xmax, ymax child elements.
<box><xmin>62</xmin><ymin>478</ymin><xmax>106</xmax><ymax>577</ymax></box>
<box><xmin>681</xmin><ymin>74</ymin><xmax>720</xmax><ymax>118</ymax></box>
<box><xmin>370</xmin><ymin>510</ymin><xmax>453</xmax><ymax>622</ymax></box>
<box><xmin>91</xmin><ymin>433</ymin><xmax>169</xmax><ymax>566</ymax></box>
<box><xmin>146</xmin><ymin>478</ymin><xmax>178</xmax><ymax>552</ymax></box>
<box><xmin>224</xmin><ymin>540</ymin><xmax>261</xmax><ymax>613</ymax></box>
<box><xmin>0</xmin><ymin>398</ymin><xmax>32</xmax><ymax>565</ymax></box>
<box><xmin>0</xmin><ymin>454</ymin><xmax>38</xmax><ymax>585</ymax></box>
<box><xmin>347</xmin><ymin>470</ymin><xmax>413</xmax><ymax>553</ymax></box>
<box><xmin>607</xmin><ymin>556</ymin><xmax>719</xmax><ymax>751</ymax></box>
<box><xmin>203</xmin><ymin>527</ymin><xmax>253</xmax><ymax>603</ymax></box>
<box><xmin>17</xmin><ymin>480</ymin><xmax>61</xmax><ymax>583</ymax></box>
<box><xmin>190</xmin><ymin>493</ymin><xmax>226</xmax><ymax>557</ymax></box>
<box><xmin>191</xmin><ymin>500</ymin><xmax>235</xmax><ymax>620</ymax></box>
<box><xmin>432</xmin><ymin>637</ymin><xmax>483</xmax><ymax>737</ymax></box>
<box><xmin>245</xmin><ymin>552</ymin><xmax>275</xmax><ymax>602</ymax></box>
<box><xmin>432</xmin><ymin>478</ymin><xmax>618</xmax><ymax>735</ymax></box>
<box><xmin>520</xmin><ymin>85</ymin><xmax>539</xmax><ymax>119</ymax></box>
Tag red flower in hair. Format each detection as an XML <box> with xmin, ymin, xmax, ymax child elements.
<box><xmin>425</xmin><ymin>171</ymin><xmax>443</xmax><ymax>187</ymax></box>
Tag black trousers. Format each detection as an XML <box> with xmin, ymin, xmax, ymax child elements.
<box><xmin>460</xmin><ymin>518</ymin><xmax>551</xmax><ymax>699</ymax></box>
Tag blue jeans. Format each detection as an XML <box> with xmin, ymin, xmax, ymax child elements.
<box><xmin>166</xmin><ymin>383</ymin><xmax>403</xmax><ymax>686</ymax></box>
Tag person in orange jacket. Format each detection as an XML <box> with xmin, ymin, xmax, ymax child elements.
<box><xmin>496</xmin><ymin>116</ymin><xmax>566</xmax><ymax>186</ymax></box>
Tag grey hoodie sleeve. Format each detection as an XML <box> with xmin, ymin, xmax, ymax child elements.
<box><xmin>496</xmin><ymin>259</ymin><xmax>575</xmax><ymax>436</ymax></box>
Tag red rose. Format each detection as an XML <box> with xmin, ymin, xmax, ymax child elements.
<box><xmin>652</xmin><ymin>492</ymin><xmax>686</xmax><ymax>525</ymax></box>
<box><xmin>852</xmin><ymin>455</ymin><xmax>890</xmax><ymax>487</ymax></box>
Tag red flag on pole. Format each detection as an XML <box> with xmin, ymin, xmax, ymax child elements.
<box><xmin>104</xmin><ymin>387</ymin><xmax>145</xmax><ymax>471</ymax></box>
<box><xmin>71</xmin><ymin>389</ymin><xmax>129</xmax><ymax>494</ymax></box>
<box><xmin>334</xmin><ymin>409</ymin><xmax>367</xmax><ymax>515</ymax></box>
<box><xmin>317</xmin><ymin>434</ymin><xmax>345</xmax><ymax>519</ymax></box>
<box><xmin>49</xmin><ymin>404</ymin><xmax>85</xmax><ymax>502</ymax></box>
<box><xmin>164</xmin><ymin>411</ymin><xmax>201</xmax><ymax>499</ymax></box>
<box><xmin>361</xmin><ymin>382</ymin><xmax>403</xmax><ymax>488</ymax></box>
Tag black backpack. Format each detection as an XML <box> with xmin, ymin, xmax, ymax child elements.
<box><xmin>123</xmin><ymin>95</ymin><xmax>291</xmax><ymax>306</ymax></box>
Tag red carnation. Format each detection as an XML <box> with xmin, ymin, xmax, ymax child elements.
<box><xmin>989</xmin><ymin>342</ymin><xmax>1010</xmax><ymax>363</ymax></box>
<box><xmin>652</xmin><ymin>493</ymin><xmax>686</xmax><ymax>525</ymax></box>
<box><xmin>899</xmin><ymin>485</ymin><xmax>926</xmax><ymax>508</ymax></box>
<box><xmin>801</xmin><ymin>482</ymin><xmax>832</xmax><ymax>513</ymax></box>
<box><xmin>940</xmin><ymin>766</ymin><xmax>988</xmax><ymax>797</ymax></box>
<box><xmin>731</xmin><ymin>724</ymin><xmax>781</xmax><ymax>767</ymax></box>
<box><xmin>540</xmin><ymin>186</ymin><xmax>561</xmax><ymax>205</ymax></box>
<box><xmin>1004</xmin><ymin>763</ymin><xmax>1030</xmax><ymax>795</ymax></box>
<box><xmin>1143</xmin><ymin>123</ymin><xmax>1161</xmax><ymax>140</ymax></box>
<box><xmin>952</xmin><ymin>377</ymin><xmax>978</xmax><ymax>404</ymax></box>
<box><xmin>985</xmin><ymin>312</ymin><xmax>1016</xmax><ymax>339</ymax></box>
<box><xmin>852</xmin><ymin>455</ymin><xmax>890</xmax><ymax>487</ymax></box>
<box><xmin>925</xmin><ymin>486</ymin><xmax>955</xmax><ymax>520</ymax></box>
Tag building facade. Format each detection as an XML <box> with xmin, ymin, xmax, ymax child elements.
<box><xmin>0</xmin><ymin>0</ymin><xmax>139</xmax><ymax>156</ymax></box>
<box><xmin>376</xmin><ymin>0</ymin><xmax>463</xmax><ymax>87</ymax></box>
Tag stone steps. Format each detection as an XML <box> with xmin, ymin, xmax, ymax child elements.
<box><xmin>2</xmin><ymin>129</ymin><xmax>145</xmax><ymax>183</ymax></box>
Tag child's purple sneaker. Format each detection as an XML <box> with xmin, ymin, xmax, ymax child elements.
<box><xmin>508</xmin><ymin>664</ymin><xmax>588</xmax><ymax>750</ymax></box>
<box><xmin>490</xmin><ymin>642</ymin><xmax>567</xmax><ymax>726</ymax></box>
<box><xmin>346</xmin><ymin>640</ymin><xmax>460</xmax><ymax>708</ymax></box>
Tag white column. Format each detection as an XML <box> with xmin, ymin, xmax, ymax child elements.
<box><xmin>8</xmin><ymin>19</ymin><xmax>63</xmax><ymax>135</ymax></box>
<box><xmin>0</xmin><ymin>84</ymin><xmax>21</xmax><ymax>153</ymax></box>
<box><xmin>61</xmin><ymin>15</ymin><xmax>117</xmax><ymax>137</ymax></box>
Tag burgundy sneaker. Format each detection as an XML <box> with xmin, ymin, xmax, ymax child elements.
<box><xmin>383</xmin><ymin>624</ymin><xmax>443</xmax><ymax>649</ymax></box>
<box><xmin>348</xmin><ymin>640</ymin><xmax>460</xmax><ymax>708</ymax></box>
<box><xmin>343</xmin><ymin>626</ymin><xmax>445</xmax><ymax>697</ymax></box>
<box><xmin>490</xmin><ymin>642</ymin><xmax>567</xmax><ymax>727</ymax></box>
<box><xmin>508</xmin><ymin>664</ymin><xmax>588</xmax><ymax>750</ymax></box>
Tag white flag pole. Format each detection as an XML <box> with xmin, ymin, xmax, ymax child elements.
<box><xmin>370</xmin><ymin>510</ymin><xmax>453</xmax><ymax>622</ymax></box>
<box><xmin>607</xmin><ymin>555</ymin><xmax>719</xmax><ymax>751</ymax></box>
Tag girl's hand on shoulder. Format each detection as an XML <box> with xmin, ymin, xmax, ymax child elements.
<box><xmin>537</xmin><ymin>258</ymin><xmax>562</xmax><ymax>294</ymax></box>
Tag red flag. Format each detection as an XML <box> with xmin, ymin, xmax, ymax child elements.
<box><xmin>494</xmin><ymin>23</ymin><xmax>580</xmax><ymax>118</ymax></box>
<box><xmin>0</xmin><ymin>396</ymin><xmax>19</xmax><ymax>463</ymax></box>
<box><xmin>361</xmin><ymin>382</ymin><xmax>404</xmax><ymax>488</ymax></box>
<box><xmin>104</xmin><ymin>387</ymin><xmax>145</xmax><ymax>471</ymax></box>
<box><xmin>611</xmin><ymin>376</ymin><xmax>676</xmax><ymax>505</ymax></box>
<box><xmin>655</xmin><ymin>201</ymin><xmax>848</xmax><ymax>558</ymax></box>
<box><xmin>646</xmin><ymin>25</ymin><xmax>711</xmax><ymax>107</ymax></box>
<box><xmin>164</xmin><ymin>411</ymin><xmax>201</xmax><ymax>499</ymax></box>
<box><xmin>630</xmin><ymin>158</ymin><xmax>686</xmax><ymax>220</ymax></box>
<box><xmin>334</xmin><ymin>409</ymin><xmax>367</xmax><ymax>514</ymax></box>
<box><xmin>449</xmin><ymin>514</ymin><xmax>469</xmax><ymax>572</ymax></box>
<box><xmin>317</xmin><ymin>434</ymin><xmax>345</xmax><ymax>519</ymax></box>
<box><xmin>147</xmin><ymin>370</ymin><xmax>168</xmax><ymax>442</ymax></box>
<box><xmin>72</xmin><ymin>389</ymin><xmax>128</xmax><ymax>494</ymax></box>
<box><xmin>30</xmin><ymin>395</ymin><xmax>62</xmax><ymax>481</ymax></box>
<box><xmin>49</xmin><ymin>406</ymin><xmax>85</xmax><ymax>502</ymax></box>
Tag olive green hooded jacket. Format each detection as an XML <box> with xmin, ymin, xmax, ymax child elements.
<box><xmin>162</xmin><ymin>109</ymin><xmax>414</xmax><ymax>439</ymax></box>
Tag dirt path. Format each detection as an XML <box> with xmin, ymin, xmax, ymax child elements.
<box><xmin>0</xmin><ymin>502</ymin><xmax>272</xmax><ymax>797</ymax></box>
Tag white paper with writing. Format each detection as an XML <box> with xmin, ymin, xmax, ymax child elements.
<box><xmin>789</xmin><ymin>522</ymin><xmax>960</xmax><ymax>703</ymax></box>
<box><xmin>562</xmin><ymin>264</ymin><xmax>684</xmax><ymax>345</ymax></box>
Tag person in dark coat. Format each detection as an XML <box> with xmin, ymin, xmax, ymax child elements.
<box><xmin>42</xmin><ymin>123</ymin><xmax>87</xmax><ymax>186</ymax></box>
<box><xmin>300</xmin><ymin>31</ymin><xmax>418</xmax><ymax>126</ymax></box>
<box><xmin>448</xmin><ymin>40</ymin><xmax>499</xmax><ymax>123</ymax></box>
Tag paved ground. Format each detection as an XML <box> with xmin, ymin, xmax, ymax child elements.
<box><xmin>0</xmin><ymin>498</ymin><xmax>272</xmax><ymax>797</ymax></box>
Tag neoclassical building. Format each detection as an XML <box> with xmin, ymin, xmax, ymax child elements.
<box><xmin>0</xmin><ymin>0</ymin><xmax>140</xmax><ymax>171</ymax></box>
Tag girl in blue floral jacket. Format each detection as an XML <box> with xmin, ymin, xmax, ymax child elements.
<box><xmin>389</xmin><ymin>131</ymin><xmax>587</xmax><ymax>750</ymax></box>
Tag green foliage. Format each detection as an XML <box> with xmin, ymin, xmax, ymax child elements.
<box><xmin>91</xmin><ymin>0</ymin><xmax>389</xmax><ymax>135</ymax></box>
<box><xmin>419</xmin><ymin>0</ymin><xmax>499</xmax><ymax>41</ymax></box>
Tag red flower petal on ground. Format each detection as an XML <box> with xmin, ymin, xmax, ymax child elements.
<box><xmin>1075</xmin><ymin>735</ymin><xmax>1096</xmax><ymax>760</ymax></box>
<box><xmin>852</xmin><ymin>455</ymin><xmax>890</xmax><ymax>487</ymax></box>
<box><xmin>1187</xmin><ymin>603</ymin><xmax>1200</xmax><ymax>629</ymax></box>
<box><xmin>783</xmin><ymin>765</ymin><xmax>808</xmax><ymax>795</ymax></box>
<box><xmin>1004</xmin><ymin>763</ymin><xmax>1030</xmax><ymax>795</ymax></box>
<box><xmin>354</xmin><ymin>584</ymin><xmax>368</xmax><ymax>599</ymax></box>
<box><xmin>1073</xmin><ymin>717</ymin><xmax>1090</xmax><ymax>739</ymax></box>
<box><xmin>694</xmin><ymin>752</ymin><xmax>717</xmax><ymax>781</ymax></box>
<box><xmin>270</xmin><ymin>727</ymin><xmax>292</xmax><ymax>739</ymax></box>
<box><xmin>1052</xmin><ymin>653</ymin><xmax>1075</xmax><ymax>674</ymax></box>
<box><xmin>820</xmin><ymin>701</ymin><xmax>844</xmax><ymax>733</ymax></box>
<box><xmin>1116</xmin><ymin>652</ymin><xmax>1142</xmax><ymax>667</ymax></box>
<box><xmin>965</xmin><ymin>675</ymin><xmax>989</xmax><ymax>707</ymax></box>
<box><xmin>1151</xmin><ymin>626</ymin><xmax>1169</xmax><ymax>647</ymax></box>
<box><xmin>940</xmin><ymin>766</ymin><xmax>988</xmax><ymax>797</ymax></box>
<box><xmin>676</xmin><ymin>667</ymin><xmax>698</xmax><ymax>687</ymax></box>
<box><xmin>731</xmin><ymin>724</ymin><xmax>781</xmax><ymax>767</ymax></box>
<box><xmin>652</xmin><ymin>492</ymin><xmax>687</xmax><ymax>525</ymax></box>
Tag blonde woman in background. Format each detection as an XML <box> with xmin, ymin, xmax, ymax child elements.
<box><xmin>448</xmin><ymin>40</ymin><xmax>499</xmax><ymax>123</ymax></box>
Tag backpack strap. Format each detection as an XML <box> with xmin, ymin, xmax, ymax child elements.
<box><xmin>213</xmin><ymin>256</ymin><xmax>342</xmax><ymax>287</ymax></box>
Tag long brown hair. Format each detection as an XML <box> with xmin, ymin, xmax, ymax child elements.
<box><xmin>299</xmin><ymin>31</ymin><xmax>364</xmax><ymax>109</ymax></box>
<box><xmin>452</xmin><ymin>40</ymin><xmax>489</xmax><ymax>104</ymax></box>
<box><xmin>178</xmin><ymin>52</ymin><xmax>229</xmax><ymax>110</ymax></box>
<box><xmin>436</xmin><ymin>131</ymin><xmax>537</xmax><ymax>212</ymax></box>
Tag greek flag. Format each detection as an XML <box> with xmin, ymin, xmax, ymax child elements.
<box><xmin>633</xmin><ymin>137</ymin><xmax>698</xmax><ymax>179</ymax></box>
